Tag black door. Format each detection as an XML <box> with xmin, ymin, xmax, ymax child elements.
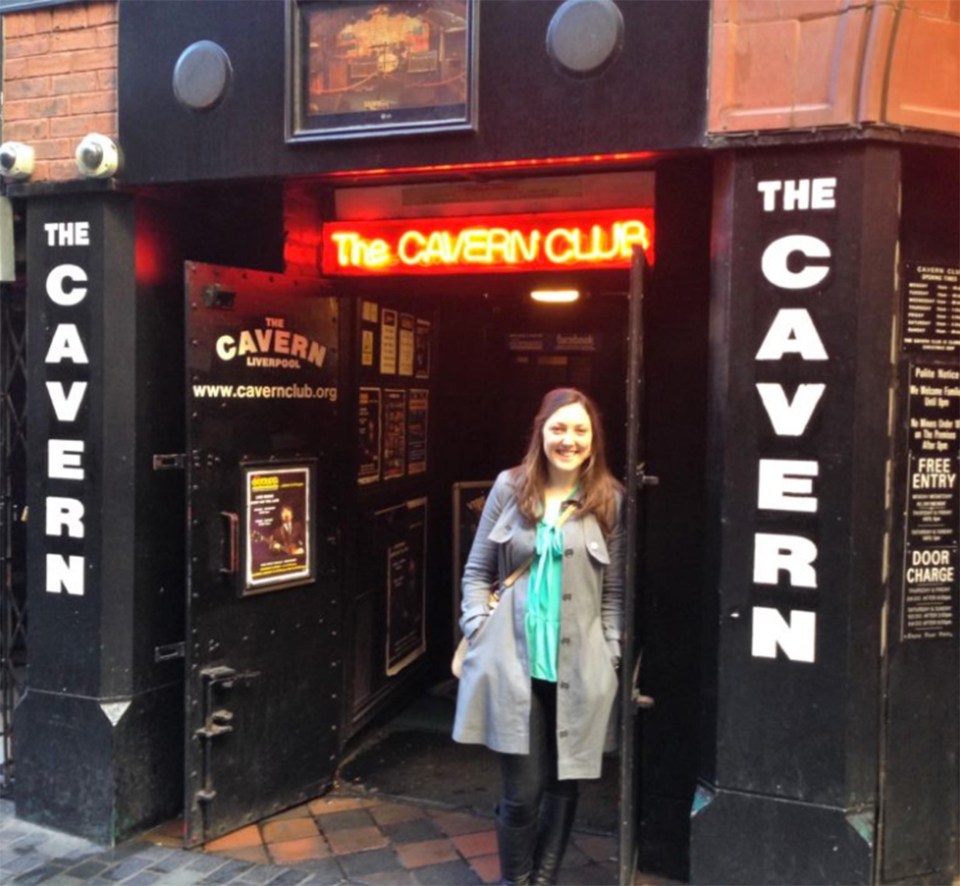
<box><xmin>619</xmin><ymin>249</ymin><xmax>654</xmax><ymax>885</ymax></box>
<box><xmin>184</xmin><ymin>262</ymin><xmax>343</xmax><ymax>846</ymax></box>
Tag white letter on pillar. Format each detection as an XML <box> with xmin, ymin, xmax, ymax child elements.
<box><xmin>46</xmin><ymin>553</ymin><xmax>85</xmax><ymax>595</ymax></box>
<box><xmin>46</xmin><ymin>264</ymin><xmax>88</xmax><ymax>306</ymax></box>
<box><xmin>756</xmin><ymin>309</ymin><xmax>828</xmax><ymax>361</ymax></box>
<box><xmin>761</xmin><ymin>234</ymin><xmax>831</xmax><ymax>289</ymax></box>
<box><xmin>45</xmin><ymin>381</ymin><xmax>88</xmax><ymax>423</ymax></box>
<box><xmin>45</xmin><ymin>324</ymin><xmax>89</xmax><ymax>364</ymax></box>
<box><xmin>753</xmin><ymin>533</ymin><xmax>818</xmax><ymax>588</ymax></box>
<box><xmin>755</xmin><ymin>383</ymin><xmax>826</xmax><ymax>436</ymax></box>
<box><xmin>48</xmin><ymin>439</ymin><xmax>85</xmax><ymax>480</ymax></box>
<box><xmin>45</xmin><ymin>496</ymin><xmax>85</xmax><ymax>539</ymax></box>
<box><xmin>751</xmin><ymin>607</ymin><xmax>816</xmax><ymax>662</ymax></box>
<box><xmin>758</xmin><ymin>459</ymin><xmax>819</xmax><ymax>512</ymax></box>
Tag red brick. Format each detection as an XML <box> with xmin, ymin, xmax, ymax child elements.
<box><xmin>24</xmin><ymin>53</ymin><xmax>73</xmax><ymax>77</ymax></box>
<box><xmin>70</xmin><ymin>47</ymin><xmax>117</xmax><ymax>72</ymax></box>
<box><xmin>2</xmin><ymin>95</ymin><xmax>69</xmax><ymax>121</ymax></box>
<box><xmin>5</xmin><ymin>36</ymin><xmax>52</xmax><ymax>60</ymax></box>
<box><xmin>87</xmin><ymin>2</ymin><xmax>119</xmax><ymax>26</ymax></box>
<box><xmin>52</xmin><ymin>6</ymin><xmax>89</xmax><ymax>31</ymax></box>
<box><xmin>4</xmin><ymin>57</ymin><xmax>30</xmax><ymax>80</ymax></box>
<box><xmin>32</xmin><ymin>137</ymin><xmax>75</xmax><ymax>160</ymax></box>
<box><xmin>267</xmin><ymin>835</ymin><xmax>332</xmax><ymax>864</ymax></box>
<box><xmin>52</xmin><ymin>72</ymin><xmax>100</xmax><ymax>95</ymax></box>
<box><xmin>95</xmin><ymin>24</ymin><xmax>119</xmax><ymax>48</ymax></box>
<box><xmin>32</xmin><ymin>9</ymin><xmax>55</xmax><ymax>34</ymax></box>
<box><xmin>452</xmin><ymin>829</ymin><xmax>498</xmax><ymax>859</ymax></box>
<box><xmin>50</xmin><ymin>29</ymin><xmax>98</xmax><ymax>52</ymax></box>
<box><xmin>5</xmin><ymin>76</ymin><xmax>50</xmax><ymax>101</ymax></box>
<box><xmin>3</xmin><ymin>13</ymin><xmax>37</xmax><ymax>37</ymax></box>
<box><xmin>324</xmin><ymin>825</ymin><xmax>390</xmax><ymax>855</ymax></box>
<box><xmin>203</xmin><ymin>824</ymin><xmax>263</xmax><ymax>851</ymax></box>
<box><xmin>3</xmin><ymin>119</ymin><xmax>50</xmax><ymax>141</ymax></box>
<box><xmin>261</xmin><ymin>817</ymin><xmax>320</xmax><ymax>844</ymax></box>
<box><xmin>70</xmin><ymin>91</ymin><xmax>116</xmax><ymax>114</ymax></box>
<box><xmin>470</xmin><ymin>853</ymin><xmax>501</xmax><ymax>884</ymax></box>
<box><xmin>97</xmin><ymin>69</ymin><xmax>118</xmax><ymax>91</ymax></box>
<box><xmin>48</xmin><ymin>160</ymin><xmax>79</xmax><ymax>181</ymax></box>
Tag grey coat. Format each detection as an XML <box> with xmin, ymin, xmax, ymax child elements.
<box><xmin>452</xmin><ymin>469</ymin><xmax>625</xmax><ymax>780</ymax></box>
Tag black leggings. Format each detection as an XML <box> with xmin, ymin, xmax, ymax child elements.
<box><xmin>497</xmin><ymin>678</ymin><xmax>579</xmax><ymax>827</ymax></box>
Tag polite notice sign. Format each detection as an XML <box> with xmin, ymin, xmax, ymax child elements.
<box><xmin>901</xmin><ymin>363</ymin><xmax>959</xmax><ymax>641</ymax></box>
<box><xmin>902</xmin><ymin>263</ymin><xmax>959</xmax><ymax>355</ymax></box>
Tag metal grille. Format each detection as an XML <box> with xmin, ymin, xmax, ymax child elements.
<box><xmin>0</xmin><ymin>282</ymin><xmax>27</xmax><ymax>797</ymax></box>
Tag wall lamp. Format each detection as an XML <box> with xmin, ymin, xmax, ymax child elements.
<box><xmin>75</xmin><ymin>133</ymin><xmax>121</xmax><ymax>178</ymax></box>
<box><xmin>531</xmin><ymin>288</ymin><xmax>580</xmax><ymax>303</ymax></box>
<box><xmin>0</xmin><ymin>142</ymin><xmax>36</xmax><ymax>181</ymax></box>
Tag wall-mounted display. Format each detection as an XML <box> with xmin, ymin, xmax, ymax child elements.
<box><xmin>380</xmin><ymin>308</ymin><xmax>398</xmax><ymax>375</ymax></box>
<box><xmin>244</xmin><ymin>464</ymin><xmax>314</xmax><ymax>594</ymax></box>
<box><xmin>384</xmin><ymin>497</ymin><xmax>428</xmax><ymax>675</ymax></box>
<box><xmin>287</xmin><ymin>0</ymin><xmax>477</xmax><ymax>142</ymax></box>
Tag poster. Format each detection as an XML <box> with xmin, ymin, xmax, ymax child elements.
<box><xmin>380</xmin><ymin>308</ymin><xmax>398</xmax><ymax>375</ymax></box>
<box><xmin>383</xmin><ymin>388</ymin><xmax>407</xmax><ymax>479</ymax></box>
<box><xmin>901</xmin><ymin>362</ymin><xmax>960</xmax><ymax>641</ymax></box>
<box><xmin>398</xmin><ymin>313</ymin><xmax>415</xmax><ymax>376</ymax></box>
<box><xmin>385</xmin><ymin>497</ymin><xmax>427</xmax><ymax>675</ymax></box>
<box><xmin>361</xmin><ymin>299</ymin><xmax>378</xmax><ymax>367</ymax></box>
<box><xmin>407</xmin><ymin>388</ymin><xmax>429</xmax><ymax>474</ymax></box>
<box><xmin>358</xmin><ymin>386</ymin><xmax>381</xmax><ymax>485</ymax></box>
<box><xmin>415</xmin><ymin>318</ymin><xmax>431</xmax><ymax>379</ymax></box>
<box><xmin>244</xmin><ymin>464</ymin><xmax>313</xmax><ymax>593</ymax></box>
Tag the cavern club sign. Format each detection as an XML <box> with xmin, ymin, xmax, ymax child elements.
<box><xmin>321</xmin><ymin>209</ymin><xmax>654</xmax><ymax>276</ymax></box>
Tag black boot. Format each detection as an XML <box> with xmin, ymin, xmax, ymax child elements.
<box><xmin>531</xmin><ymin>793</ymin><xmax>578</xmax><ymax>886</ymax></box>
<box><xmin>495</xmin><ymin>803</ymin><xmax>537</xmax><ymax>886</ymax></box>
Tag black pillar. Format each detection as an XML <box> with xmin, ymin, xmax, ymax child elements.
<box><xmin>15</xmin><ymin>189</ymin><xmax>183</xmax><ymax>844</ymax></box>
<box><xmin>691</xmin><ymin>144</ymin><xmax>900</xmax><ymax>884</ymax></box>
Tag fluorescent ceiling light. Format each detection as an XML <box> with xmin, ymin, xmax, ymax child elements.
<box><xmin>531</xmin><ymin>289</ymin><xmax>579</xmax><ymax>303</ymax></box>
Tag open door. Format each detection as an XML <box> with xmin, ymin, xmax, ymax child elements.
<box><xmin>619</xmin><ymin>248</ymin><xmax>655</xmax><ymax>885</ymax></box>
<box><xmin>183</xmin><ymin>262</ymin><xmax>343</xmax><ymax>846</ymax></box>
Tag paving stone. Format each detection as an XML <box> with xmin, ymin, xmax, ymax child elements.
<box><xmin>188</xmin><ymin>854</ymin><xmax>233</xmax><ymax>873</ymax></box>
<box><xmin>199</xmin><ymin>858</ymin><xmax>254</xmax><ymax>883</ymax></box>
<box><xmin>314</xmin><ymin>809</ymin><xmax>376</xmax><ymax>833</ymax></box>
<box><xmin>101</xmin><ymin>854</ymin><xmax>154</xmax><ymax>881</ymax></box>
<box><xmin>146</xmin><ymin>850</ymin><xmax>196</xmax><ymax>873</ymax></box>
<box><xmin>285</xmin><ymin>857</ymin><xmax>343</xmax><ymax>882</ymax></box>
<box><xmin>378</xmin><ymin>818</ymin><xmax>443</xmax><ymax>845</ymax></box>
<box><xmin>12</xmin><ymin>862</ymin><xmax>68</xmax><ymax>884</ymax></box>
<box><xmin>410</xmin><ymin>858</ymin><xmax>482</xmax><ymax>885</ymax></box>
<box><xmin>263</xmin><ymin>869</ymin><xmax>310</xmax><ymax>885</ymax></box>
<box><xmin>336</xmin><ymin>848</ymin><xmax>400</xmax><ymax>880</ymax></box>
<box><xmin>59</xmin><ymin>859</ymin><xmax>111</xmax><ymax>879</ymax></box>
<box><xmin>2</xmin><ymin>851</ymin><xmax>47</xmax><ymax>875</ymax></box>
<box><xmin>120</xmin><ymin>871</ymin><xmax>163</xmax><ymax>886</ymax></box>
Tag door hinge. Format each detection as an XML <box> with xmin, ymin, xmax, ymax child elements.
<box><xmin>195</xmin><ymin>708</ymin><xmax>235</xmax><ymax>739</ymax></box>
<box><xmin>155</xmin><ymin>641</ymin><xmax>185</xmax><ymax>662</ymax></box>
<box><xmin>153</xmin><ymin>453</ymin><xmax>186</xmax><ymax>470</ymax></box>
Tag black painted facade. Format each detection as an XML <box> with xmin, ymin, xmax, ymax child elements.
<box><xmin>6</xmin><ymin>1</ymin><xmax>958</xmax><ymax>883</ymax></box>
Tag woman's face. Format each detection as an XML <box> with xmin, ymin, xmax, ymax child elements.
<box><xmin>542</xmin><ymin>402</ymin><xmax>593</xmax><ymax>478</ymax></box>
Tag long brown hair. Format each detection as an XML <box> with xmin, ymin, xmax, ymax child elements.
<box><xmin>512</xmin><ymin>387</ymin><xmax>622</xmax><ymax>534</ymax></box>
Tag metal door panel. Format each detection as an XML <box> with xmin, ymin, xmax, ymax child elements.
<box><xmin>184</xmin><ymin>262</ymin><xmax>342</xmax><ymax>846</ymax></box>
<box><xmin>619</xmin><ymin>248</ymin><xmax>654</xmax><ymax>886</ymax></box>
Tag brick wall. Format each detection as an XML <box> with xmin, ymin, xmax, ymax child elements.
<box><xmin>2</xmin><ymin>1</ymin><xmax>118</xmax><ymax>181</ymax></box>
<box><xmin>709</xmin><ymin>0</ymin><xmax>960</xmax><ymax>136</ymax></box>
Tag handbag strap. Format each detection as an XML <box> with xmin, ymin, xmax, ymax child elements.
<box><xmin>499</xmin><ymin>499</ymin><xmax>578</xmax><ymax>592</ymax></box>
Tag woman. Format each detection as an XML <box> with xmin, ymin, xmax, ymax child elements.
<box><xmin>453</xmin><ymin>387</ymin><xmax>625</xmax><ymax>886</ymax></box>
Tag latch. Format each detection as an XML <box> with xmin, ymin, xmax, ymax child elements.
<box><xmin>154</xmin><ymin>641</ymin><xmax>185</xmax><ymax>662</ymax></box>
<box><xmin>153</xmin><ymin>453</ymin><xmax>186</xmax><ymax>471</ymax></box>
<box><xmin>636</xmin><ymin>462</ymin><xmax>659</xmax><ymax>489</ymax></box>
<box><xmin>195</xmin><ymin>708</ymin><xmax>234</xmax><ymax>740</ymax></box>
<box><xmin>630</xmin><ymin>655</ymin><xmax>655</xmax><ymax>710</ymax></box>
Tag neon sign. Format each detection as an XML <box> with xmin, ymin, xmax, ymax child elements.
<box><xmin>321</xmin><ymin>209</ymin><xmax>654</xmax><ymax>275</ymax></box>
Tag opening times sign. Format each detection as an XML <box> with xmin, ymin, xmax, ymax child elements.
<box><xmin>901</xmin><ymin>362</ymin><xmax>959</xmax><ymax>641</ymax></box>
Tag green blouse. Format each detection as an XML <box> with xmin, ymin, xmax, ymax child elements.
<box><xmin>525</xmin><ymin>515</ymin><xmax>566</xmax><ymax>682</ymax></box>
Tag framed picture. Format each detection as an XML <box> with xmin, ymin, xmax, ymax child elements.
<box><xmin>286</xmin><ymin>0</ymin><xmax>478</xmax><ymax>142</ymax></box>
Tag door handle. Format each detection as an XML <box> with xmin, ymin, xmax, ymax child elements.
<box><xmin>220</xmin><ymin>511</ymin><xmax>239</xmax><ymax>574</ymax></box>
<box><xmin>631</xmin><ymin>653</ymin><xmax>655</xmax><ymax>710</ymax></box>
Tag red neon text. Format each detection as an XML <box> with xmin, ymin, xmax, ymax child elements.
<box><xmin>321</xmin><ymin>209</ymin><xmax>654</xmax><ymax>275</ymax></box>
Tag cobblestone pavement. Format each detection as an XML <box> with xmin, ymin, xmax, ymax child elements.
<box><xmin>0</xmin><ymin>788</ymin><xmax>666</xmax><ymax>886</ymax></box>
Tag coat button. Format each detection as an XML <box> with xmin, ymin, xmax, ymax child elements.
<box><xmin>564</xmin><ymin>549</ymin><xmax>573</xmax><ymax>557</ymax></box>
<box><xmin>560</xmin><ymin>682</ymin><xmax>569</xmax><ymax>689</ymax></box>
<box><xmin>560</xmin><ymin>637</ymin><xmax>571</xmax><ymax>645</ymax></box>
<box><xmin>589</xmin><ymin>541</ymin><xmax>599</xmax><ymax>550</ymax></box>
<box><xmin>559</xmin><ymin>730</ymin><xmax>568</xmax><ymax>738</ymax></box>
<box><xmin>562</xmin><ymin>594</ymin><xmax>572</xmax><ymax>601</ymax></box>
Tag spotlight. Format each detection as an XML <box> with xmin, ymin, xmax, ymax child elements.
<box><xmin>0</xmin><ymin>142</ymin><xmax>35</xmax><ymax>180</ymax></box>
<box><xmin>75</xmin><ymin>133</ymin><xmax>120</xmax><ymax>178</ymax></box>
